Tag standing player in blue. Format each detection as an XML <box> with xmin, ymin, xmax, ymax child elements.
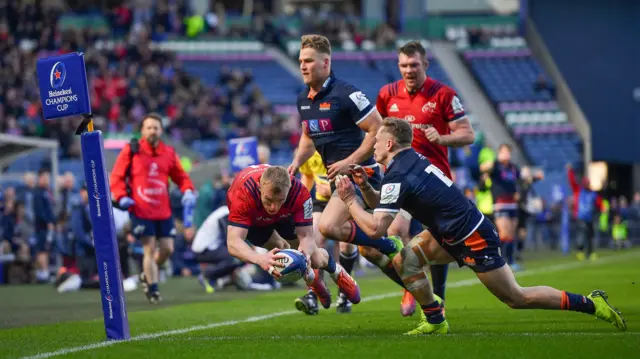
<box><xmin>479</xmin><ymin>144</ymin><xmax>543</xmax><ymax>268</ymax></box>
<box><xmin>335</xmin><ymin>118</ymin><xmax>626</xmax><ymax>334</ymax></box>
<box><xmin>288</xmin><ymin>34</ymin><xmax>405</xmax><ymax>314</ymax></box>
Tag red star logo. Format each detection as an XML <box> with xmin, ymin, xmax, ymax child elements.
<box><xmin>54</xmin><ymin>70</ymin><xmax>61</xmax><ymax>79</ymax></box>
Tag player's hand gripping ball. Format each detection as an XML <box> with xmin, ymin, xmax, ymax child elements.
<box><xmin>269</xmin><ymin>249</ymin><xmax>308</xmax><ymax>284</ymax></box>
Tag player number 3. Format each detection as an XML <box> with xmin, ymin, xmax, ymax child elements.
<box><xmin>426</xmin><ymin>164</ymin><xmax>453</xmax><ymax>187</ymax></box>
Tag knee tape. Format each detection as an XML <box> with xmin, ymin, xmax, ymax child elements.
<box><xmin>400</xmin><ymin>247</ymin><xmax>429</xmax><ymax>291</ymax></box>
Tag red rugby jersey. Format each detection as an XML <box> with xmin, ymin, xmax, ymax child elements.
<box><xmin>227</xmin><ymin>164</ymin><xmax>313</xmax><ymax>228</ymax></box>
<box><xmin>376</xmin><ymin>78</ymin><xmax>466</xmax><ymax>179</ymax></box>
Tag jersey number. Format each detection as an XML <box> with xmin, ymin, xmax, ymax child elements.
<box><xmin>426</xmin><ymin>165</ymin><xmax>453</xmax><ymax>187</ymax></box>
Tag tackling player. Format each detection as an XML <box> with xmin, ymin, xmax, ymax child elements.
<box><xmin>225</xmin><ymin>164</ymin><xmax>360</xmax><ymax>313</ymax></box>
<box><xmin>480</xmin><ymin>144</ymin><xmax>543</xmax><ymax>268</ymax></box>
<box><xmin>373</xmin><ymin>40</ymin><xmax>475</xmax><ymax>316</ymax></box>
<box><xmin>288</xmin><ymin>34</ymin><xmax>404</xmax><ymax>313</ymax></box>
<box><xmin>336</xmin><ymin>118</ymin><xmax>626</xmax><ymax>334</ymax></box>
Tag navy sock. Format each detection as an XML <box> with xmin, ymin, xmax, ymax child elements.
<box><xmin>325</xmin><ymin>254</ymin><xmax>337</xmax><ymax>274</ymax></box>
<box><xmin>149</xmin><ymin>283</ymin><xmax>159</xmax><ymax>293</ymax></box>
<box><xmin>381</xmin><ymin>262</ymin><xmax>407</xmax><ymax>289</ymax></box>
<box><xmin>349</xmin><ymin>221</ymin><xmax>397</xmax><ymax>255</ymax></box>
<box><xmin>562</xmin><ymin>291</ymin><xmax>595</xmax><ymax>314</ymax></box>
<box><xmin>339</xmin><ymin>249</ymin><xmax>359</xmax><ymax>274</ymax></box>
<box><xmin>430</xmin><ymin>264</ymin><xmax>449</xmax><ymax>301</ymax></box>
<box><xmin>502</xmin><ymin>240</ymin><xmax>515</xmax><ymax>265</ymax></box>
<box><xmin>421</xmin><ymin>301</ymin><xmax>445</xmax><ymax>324</ymax></box>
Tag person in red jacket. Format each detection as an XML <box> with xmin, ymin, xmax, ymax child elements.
<box><xmin>566</xmin><ymin>163</ymin><xmax>603</xmax><ymax>261</ymax></box>
<box><xmin>110</xmin><ymin>113</ymin><xmax>195</xmax><ymax>303</ymax></box>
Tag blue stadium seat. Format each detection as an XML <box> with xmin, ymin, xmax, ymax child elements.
<box><xmin>182</xmin><ymin>60</ymin><xmax>300</xmax><ymax>105</ymax></box>
<box><xmin>468</xmin><ymin>56</ymin><xmax>553</xmax><ymax>102</ymax></box>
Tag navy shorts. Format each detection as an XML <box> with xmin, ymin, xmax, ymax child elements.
<box><xmin>131</xmin><ymin>213</ymin><xmax>176</xmax><ymax>239</ymax></box>
<box><xmin>34</xmin><ymin>231</ymin><xmax>49</xmax><ymax>252</ymax></box>
<box><xmin>246</xmin><ymin>218</ymin><xmax>298</xmax><ymax>248</ymax></box>
<box><xmin>440</xmin><ymin>217</ymin><xmax>506</xmax><ymax>273</ymax></box>
<box><xmin>494</xmin><ymin>209</ymin><xmax>518</xmax><ymax>219</ymax></box>
<box><xmin>409</xmin><ymin>218</ymin><xmax>424</xmax><ymax>237</ymax></box>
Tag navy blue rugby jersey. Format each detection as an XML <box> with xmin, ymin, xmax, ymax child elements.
<box><xmin>297</xmin><ymin>73</ymin><xmax>377</xmax><ymax>167</ymax></box>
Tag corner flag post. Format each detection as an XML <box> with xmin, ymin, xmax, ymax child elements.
<box><xmin>36</xmin><ymin>52</ymin><xmax>131</xmax><ymax>341</ymax></box>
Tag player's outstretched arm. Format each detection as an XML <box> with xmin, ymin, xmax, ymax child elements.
<box><xmin>349</xmin><ymin>165</ymin><xmax>380</xmax><ymax>208</ymax></box>
<box><xmin>227</xmin><ymin>225</ymin><xmax>283</xmax><ymax>277</ymax></box>
<box><xmin>335</xmin><ymin>175</ymin><xmax>392</xmax><ymax>239</ymax></box>
<box><xmin>289</xmin><ymin>131</ymin><xmax>316</xmax><ymax>175</ymax></box>
<box><xmin>295</xmin><ymin>225</ymin><xmax>319</xmax><ymax>259</ymax></box>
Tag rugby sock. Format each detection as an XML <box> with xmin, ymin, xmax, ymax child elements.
<box><xmin>430</xmin><ymin>264</ymin><xmax>449</xmax><ymax>301</ymax></box>
<box><xmin>339</xmin><ymin>248</ymin><xmax>359</xmax><ymax>275</ymax></box>
<box><xmin>349</xmin><ymin>221</ymin><xmax>397</xmax><ymax>255</ymax></box>
<box><xmin>421</xmin><ymin>301</ymin><xmax>445</xmax><ymax>325</ymax></box>
<box><xmin>325</xmin><ymin>254</ymin><xmax>337</xmax><ymax>273</ymax></box>
<box><xmin>502</xmin><ymin>239</ymin><xmax>515</xmax><ymax>265</ymax></box>
<box><xmin>561</xmin><ymin>291</ymin><xmax>596</xmax><ymax>314</ymax></box>
<box><xmin>380</xmin><ymin>262</ymin><xmax>407</xmax><ymax>289</ymax></box>
<box><xmin>149</xmin><ymin>283</ymin><xmax>159</xmax><ymax>293</ymax></box>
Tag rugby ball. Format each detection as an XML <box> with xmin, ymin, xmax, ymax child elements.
<box><xmin>272</xmin><ymin>249</ymin><xmax>307</xmax><ymax>284</ymax></box>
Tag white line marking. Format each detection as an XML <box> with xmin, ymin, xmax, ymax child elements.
<box><xmin>19</xmin><ymin>251</ymin><xmax>640</xmax><ymax>359</ymax></box>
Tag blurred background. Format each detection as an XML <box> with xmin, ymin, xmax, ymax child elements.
<box><xmin>0</xmin><ymin>0</ymin><xmax>639</xmax><ymax>288</ymax></box>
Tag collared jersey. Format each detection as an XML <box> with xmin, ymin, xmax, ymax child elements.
<box><xmin>376</xmin><ymin>77</ymin><xmax>466</xmax><ymax>179</ymax></box>
<box><xmin>375</xmin><ymin>149</ymin><xmax>484</xmax><ymax>245</ymax></box>
<box><xmin>227</xmin><ymin>165</ymin><xmax>313</xmax><ymax>229</ymax></box>
<box><xmin>297</xmin><ymin>74</ymin><xmax>377</xmax><ymax>167</ymax></box>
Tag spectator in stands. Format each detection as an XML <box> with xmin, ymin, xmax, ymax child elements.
<box><xmin>632</xmin><ymin>192</ymin><xmax>640</xmax><ymax>219</ymax></box>
<box><xmin>33</xmin><ymin>168</ymin><xmax>55</xmax><ymax>283</ymax></box>
<box><xmin>67</xmin><ymin>186</ymin><xmax>98</xmax><ymax>282</ymax></box>
<box><xmin>194</xmin><ymin>169</ymin><xmax>231</xmax><ymax>229</ymax></box>
<box><xmin>18</xmin><ymin>172</ymin><xmax>36</xmax><ymax>227</ymax></box>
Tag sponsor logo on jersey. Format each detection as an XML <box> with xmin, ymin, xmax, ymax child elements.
<box><xmin>390</xmin><ymin>103</ymin><xmax>399</xmax><ymax>112</ymax></box>
<box><xmin>405</xmin><ymin>115</ymin><xmax>415</xmax><ymax>122</ymax></box>
<box><xmin>422</xmin><ymin>102</ymin><xmax>437</xmax><ymax>113</ymax></box>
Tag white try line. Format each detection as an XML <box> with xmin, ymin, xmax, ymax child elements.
<box><xmin>20</xmin><ymin>251</ymin><xmax>640</xmax><ymax>359</ymax></box>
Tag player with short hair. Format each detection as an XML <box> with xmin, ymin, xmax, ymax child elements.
<box><xmin>288</xmin><ymin>34</ymin><xmax>404</xmax><ymax>314</ymax></box>
<box><xmin>335</xmin><ymin>118</ymin><xmax>626</xmax><ymax>335</ymax></box>
<box><xmin>111</xmin><ymin>113</ymin><xmax>196</xmax><ymax>303</ymax></box>
<box><xmin>226</xmin><ymin>164</ymin><xmax>360</xmax><ymax>314</ymax></box>
<box><xmin>373</xmin><ymin>40</ymin><xmax>476</xmax><ymax>316</ymax></box>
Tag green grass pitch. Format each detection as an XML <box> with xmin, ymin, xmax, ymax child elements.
<box><xmin>1</xmin><ymin>249</ymin><xmax>639</xmax><ymax>359</ymax></box>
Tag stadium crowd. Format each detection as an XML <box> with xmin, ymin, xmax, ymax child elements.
<box><xmin>0</xmin><ymin>1</ymin><xmax>637</xmax><ymax>289</ymax></box>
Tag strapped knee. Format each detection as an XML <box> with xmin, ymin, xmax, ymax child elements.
<box><xmin>400</xmin><ymin>243</ymin><xmax>430</xmax><ymax>292</ymax></box>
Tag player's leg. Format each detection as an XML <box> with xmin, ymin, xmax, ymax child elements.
<box><xmin>465</xmin><ymin>219</ymin><xmax>627</xmax><ymax>331</ymax></box>
<box><xmin>390</xmin><ymin>233</ymin><xmax>453</xmax><ymax>335</ymax></box>
<box><xmin>140</xmin><ymin>235</ymin><xmax>159</xmax><ymax>303</ymax></box>
<box><xmin>495</xmin><ymin>211</ymin><xmax>516</xmax><ymax>266</ymax></box>
<box><xmin>388</xmin><ymin>211</ymin><xmax>417</xmax><ymax>316</ymax></box>
<box><xmin>478</xmin><ymin>264</ymin><xmax>627</xmax><ymax>330</ymax></box>
<box><xmin>318</xmin><ymin>193</ymin><xmax>401</xmax><ymax>260</ymax></box>
<box><xmin>296</xmin><ymin>208</ymin><xmax>326</xmax><ymax>312</ymax></box>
